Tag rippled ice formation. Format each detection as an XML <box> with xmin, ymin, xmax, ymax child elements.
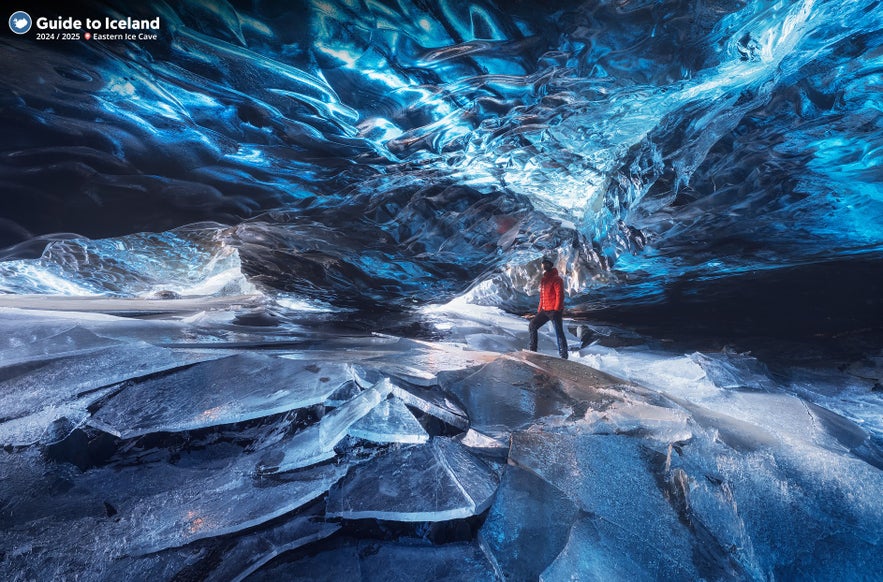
<box><xmin>1</xmin><ymin>0</ymin><xmax>881</xmax><ymax>310</ymax></box>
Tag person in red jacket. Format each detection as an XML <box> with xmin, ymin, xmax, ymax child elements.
<box><xmin>528</xmin><ymin>257</ymin><xmax>568</xmax><ymax>359</ymax></box>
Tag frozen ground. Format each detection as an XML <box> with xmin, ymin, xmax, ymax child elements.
<box><xmin>0</xmin><ymin>296</ymin><xmax>880</xmax><ymax>581</ymax></box>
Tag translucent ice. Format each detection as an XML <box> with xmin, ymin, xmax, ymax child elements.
<box><xmin>326</xmin><ymin>438</ymin><xmax>498</xmax><ymax>522</ymax></box>
<box><xmin>389</xmin><ymin>381</ymin><xmax>469</xmax><ymax>430</ymax></box>
<box><xmin>128</xmin><ymin>460</ymin><xmax>348</xmax><ymax>554</ymax></box>
<box><xmin>205</xmin><ymin>513</ymin><xmax>341</xmax><ymax>582</ymax></box>
<box><xmin>510</xmin><ymin>430</ymin><xmax>703</xmax><ymax>580</ymax></box>
<box><xmin>441</xmin><ymin>352</ymin><xmax>629</xmax><ymax>434</ymax></box>
<box><xmin>479</xmin><ymin>466</ymin><xmax>580</xmax><ymax>580</ymax></box>
<box><xmin>348</xmin><ymin>396</ymin><xmax>429</xmax><ymax>444</ymax></box>
<box><xmin>0</xmin><ymin>325</ymin><xmax>119</xmax><ymax>367</ymax></box>
<box><xmin>255</xmin><ymin>378</ymin><xmax>393</xmax><ymax>474</ymax></box>
<box><xmin>89</xmin><ymin>354</ymin><xmax>350</xmax><ymax>438</ymax></box>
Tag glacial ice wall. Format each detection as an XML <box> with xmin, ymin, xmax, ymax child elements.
<box><xmin>1</xmin><ymin>0</ymin><xmax>881</xmax><ymax>314</ymax></box>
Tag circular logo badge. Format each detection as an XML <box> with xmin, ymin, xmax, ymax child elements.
<box><xmin>9</xmin><ymin>11</ymin><xmax>32</xmax><ymax>34</ymax></box>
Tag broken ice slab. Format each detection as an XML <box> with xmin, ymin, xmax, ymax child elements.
<box><xmin>541</xmin><ymin>516</ymin><xmax>675</xmax><ymax>582</ymax></box>
<box><xmin>586</xmin><ymin>400</ymin><xmax>693</xmax><ymax>444</ymax></box>
<box><xmin>441</xmin><ymin>352</ymin><xmax>631</xmax><ymax>434</ymax></box>
<box><xmin>348</xmin><ymin>396</ymin><xmax>429</xmax><ymax>444</ymax></box>
<box><xmin>479</xmin><ymin>466</ymin><xmax>580</xmax><ymax>581</ymax></box>
<box><xmin>390</xmin><ymin>382</ymin><xmax>469</xmax><ymax>430</ymax></box>
<box><xmin>88</xmin><ymin>354</ymin><xmax>350</xmax><ymax>438</ymax></box>
<box><xmin>0</xmin><ymin>386</ymin><xmax>117</xmax><ymax>446</ymax></box>
<box><xmin>690</xmin><ymin>351</ymin><xmax>775</xmax><ymax>391</ymax></box>
<box><xmin>128</xmin><ymin>460</ymin><xmax>348</xmax><ymax>554</ymax></box>
<box><xmin>245</xmin><ymin>538</ymin><xmax>497</xmax><ymax>582</ymax></box>
<box><xmin>255</xmin><ymin>379</ymin><xmax>393</xmax><ymax>474</ymax></box>
<box><xmin>454</xmin><ymin>428</ymin><xmax>510</xmax><ymax>458</ymax></box>
<box><xmin>350</xmin><ymin>363</ymin><xmax>467</xmax><ymax>429</ymax></box>
<box><xmin>363</xmin><ymin>333</ymin><xmax>501</xmax><ymax>386</ymax></box>
<box><xmin>0</xmin><ymin>325</ymin><xmax>120</xmax><ymax>367</ymax></box>
<box><xmin>326</xmin><ymin>438</ymin><xmax>498</xmax><ymax>522</ymax></box>
<box><xmin>509</xmin><ymin>431</ymin><xmax>701</xmax><ymax>579</ymax></box>
<box><xmin>0</xmin><ymin>342</ymin><xmax>215</xmax><ymax>423</ymax></box>
<box><xmin>205</xmin><ymin>512</ymin><xmax>341</xmax><ymax>582</ymax></box>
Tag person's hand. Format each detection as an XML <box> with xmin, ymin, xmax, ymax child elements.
<box><xmin>521</xmin><ymin>313</ymin><xmax>534</xmax><ymax>319</ymax></box>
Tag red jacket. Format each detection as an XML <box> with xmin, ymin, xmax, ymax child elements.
<box><xmin>538</xmin><ymin>268</ymin><xmax>564</xmax><ymax>312</ymax></box>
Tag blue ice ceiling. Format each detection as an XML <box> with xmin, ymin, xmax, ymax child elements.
<box><xmin>0</xmin><ymin>0</ymin><xmax>882</xmax><ymax>311</ymax></box>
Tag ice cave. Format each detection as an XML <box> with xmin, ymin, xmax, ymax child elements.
<box><xmin>1</xmin><ymin>0</ymin><xmax>882</xmax><ymax>580</ymax></box>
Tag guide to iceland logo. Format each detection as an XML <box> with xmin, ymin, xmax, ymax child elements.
<box><xmin>9</xmin><ymin>11</ymin><xmax>32</xmax><ymax>34</ymax></box>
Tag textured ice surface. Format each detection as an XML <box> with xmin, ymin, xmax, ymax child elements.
<box><xmin>479</xmin><ymin>466</ymin><xmax>580</xmax><ymax>580</ymax></box>
<box><xmin>442</xmin><ymin>352</ymin><xmax>630</xmax><ymax>434</ymax></box>
<box><xmin>327</xmin><ymin>438</ymin><xmax>499</xmax><ymax>522</ymax></box>
<box><xmin>510</xmin><ymin>431</ymin><xmax>705</xmax><ymax>580</ymax></box>
<box><xmin>204</xmin><ymin>512</ymin><xmax>341</xmax><ymax>582</ymax></box>
<box><xmin>0</xmin><ymin>325</ymin><xmax>119</xmax><ymax>367</ymax></box>
<box><xmin>128</xmin><ymin>459</ymin><xmax>348</xmax><ymax>554</ymax></box>
<box><xmin>348</xmin><ymin>396</ymin><xmax>429</xmax><ymax>444</ymax></box>
<box><xmin>88</xmin><ymin>354</ymin><xmax>349</xmax><ymax>438</ymax></box>
<box><xmin>255</xmin><ymin>378</ymin><xmax>393</xmax><ymax>474</ymax></box>
<box><xmin>0</xmin><ymin>343</ymin><xmax>207</xmax><ymax>421</ymax></box>
<box><xmin>389</xmin><ymin>381</ymin><xmax>469</xmax><ymax>430</ymax></box>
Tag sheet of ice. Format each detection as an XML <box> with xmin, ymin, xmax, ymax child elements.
<box><xmin>510</xmin><ymin>430</ymin><xmax>704</xmax><ymax>580</ymax></box>
<box><xmin>205</xmin><ymin>513</ymin><xmax>341</xmax><ymax>582</ymax></box>
<box><xmin>367</xmin><ymin>334</ymin><xmax>501</xmax><ymax>386</ymax></box>
<box><xmin>245</xmin><ymin>538</ymin><xmax>497</xmax><ymax>582</ymax></box>
<box><xmin>441</xmin><ymin>352</ymin><xmax>628</xmax><ymax>434</ymax></box>
<box><xmin>0</xmin><ymin>325</ymin><xmax>119</xmax><ymax>367</ymax></box>
<box><xmin>478</xmin><ymin>466</ymin><xmax>580</xmax><ymax>580</ymax></box>
<box><xmin>454</xmin><ymin>428</ymin><xmax>510</xmax><ymax>457</ymax></box>
<box><xmin>88</xmin><ymin>354</ymin><xmax>350</xmax><ymax>438</ymax></box>
<box><xmin>326</xmin><ymin>438</ymin><xmax>499</xmax><ymax>522</ymax></box>
<box><xmin>348</xmin><ymin>396</ymin><xmax>429</xmax><ymax>444</ymax></box>
<box><xmin>0</xmin><ymin>386</ymin><xmax>116</xmax><ymax>446</ymax></box>
<box><xmin>586</xmin><ymin>400</ymin><xmax>693</xmax><ymax>444</ymax></box>
<box><xmin>244</xmin><ymin>539</ymin><xmax>363</xmax><ymax>582</ymax></box>
<box><xmin>540</xmin><ymin>516</ymin><xmax>662</xmax><ymax>582</ymax></box>
<box><xmin>665</xmin><ymin>422</ymin><xmax>883</xmax><ymax>579</ymax></box>
<box><xmin>358</xmin><ymin>541</ymin><xmax>498</xmax><ymax>582</ymax></box>
<box><xmin>576</xmin><ymin>345</ymin><xmax>722</xmax><ymax>399</ymax></box>
<box><xmin>255</xmin><ymin>378</ymin><xmax>393</xmax><ymax>474</ymax></box>
<box><xmin>128</xmin><ymin>460</ymin><xmax>348</xmax><ymax>554</ymax></box>
<box><xmin>690</xmin><ymin>351</ymin><xmax>775</xmax><ymax>391</ymax></box>
<box><xmin>0</xmin><ymin>342</ymin><xmax>212</xmax><ymax>420</ymax></box>
<box><xmin>390</xmin><ymin>381</ymin><xmax>469</xmax><ymax>430</ymax></box>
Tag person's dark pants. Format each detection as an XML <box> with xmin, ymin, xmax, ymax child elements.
<box><xmin>529</xmin><ymin>310</ymin><xmax>568</xmax><ymax>359</ymax></box>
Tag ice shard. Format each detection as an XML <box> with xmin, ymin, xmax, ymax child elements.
<box><xmin>326</xmin><ymin>438</ymin><xmax>499</xmax><ymax>522</ymax></box>
<box><xmin>88</xmin><ymin>354</ymin><xmax>350</xmax><ymax>438</ymax></box>
<box><xmin>255</xmin><ymin>378</ymin><xmax>393</xmax><ymax>474</ymax></box>
<box><xmin>0</xmin><ymin>343</ymin><xmax>208</xmax><ymax>421</ymax></box>
<box><xmin>389</xmin><ymin>381</ymin><xmax>469</xmax><ymax>430</ymax></box>
<box><xmin>348</xmin><ymin>396</ymin><xmax>429</xmax><ymax>444</ymax></box>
